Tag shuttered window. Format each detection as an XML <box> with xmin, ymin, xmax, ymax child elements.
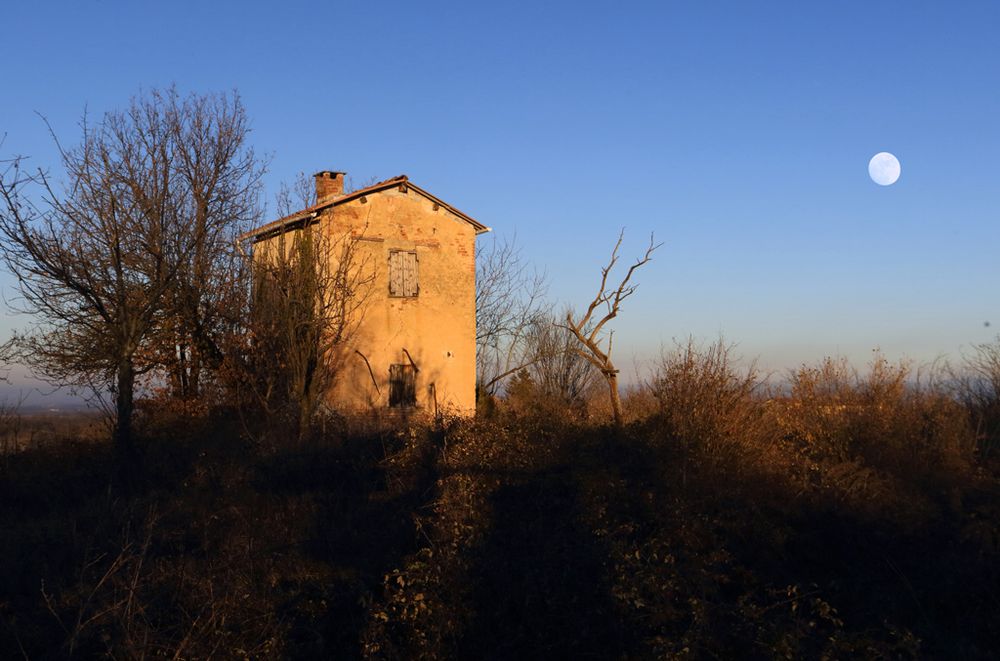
<box><xmin>388</xmin><ymin>250</ymin><xmax>419</xmax><ymax>297</ymax></box>
<box><xmin>389</xmin><ymin>364</ymin><xmax>417</xmax><ymax>407</ymax></box>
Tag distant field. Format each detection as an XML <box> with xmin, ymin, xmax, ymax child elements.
<box><xmin>0</xmin><ymin>409</ymin><xmax>105</xmax><ymax>452</ymax></box>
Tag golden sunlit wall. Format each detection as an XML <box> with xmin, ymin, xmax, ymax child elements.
<box><xmin>256</xmin><ymin>185</ymin><xmax>478</xmax><ymax>415</ymax></box>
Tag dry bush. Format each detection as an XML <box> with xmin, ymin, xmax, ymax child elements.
<box><xmin>760</xmin><ymin>354</ymin><xmax>979</xmax><ymax>530</ymax></box>
<box><xmin>776</xmin><ymin>356</ymin><xmax>858</xmax><ymax>462</ymax></box>
<box><xmin>500</xmin><ymin>366</ymin><xmax>602</xmax><ymax>423</ymax></box>
<box><xmin>39</xmin><ymin>507</ymin><xmax>286</xmax><ymax>659</ymax></box>
<box><xmin>240</xmin><ymin>226</ymin><xmax>375</xmax><ymax>443</ymax></box>
<box><xmin>644</xmin><ymin>338</ymin><xmax>773</xmax><ymax>475</ymax></box>
<box><xmin>525</xmin><ymin>314</ymin><xmax>601</xmax><ymax>410</ymax></box>
<box><xmin>619</xmin><ymin>383</ymin><xmax>659</xmax><ymax>423</ymax></box>
<box><xmin>780</xmin><ymin>355</ymin><xmax>975</xmax><ymax>490</ymax></box>
<box><xmin>952</xmin><ymin>336</ymin><xmax>1000</xmax><ymax>459</ymax></box>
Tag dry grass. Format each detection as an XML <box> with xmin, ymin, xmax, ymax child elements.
<box><xmin>1</xmin><ymin>409</ymin><xmax>104</xmax><ymax>454</ymax></box>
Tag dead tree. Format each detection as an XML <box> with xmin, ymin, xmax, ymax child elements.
<box><xmin>562</xmin><ymin>231</ymin><xmax>660</xmax><ymax>426</ymax></box>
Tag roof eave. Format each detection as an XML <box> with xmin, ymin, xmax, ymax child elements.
<box><xmin>239</xmin><ymin>175</ymin><xmax>489</xmax><ymax>241</ymax></box>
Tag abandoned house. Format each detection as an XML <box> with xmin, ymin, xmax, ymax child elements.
<box><xmin>242</xmin><ymin>171</ymin><xmax>489</xmax><ymax>415</ymax></box>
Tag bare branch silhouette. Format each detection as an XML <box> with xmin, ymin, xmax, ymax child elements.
<box><xmin>560</xmin><ymin>230</ymin><xmax>660</xmax><ymax>425</ymax></box>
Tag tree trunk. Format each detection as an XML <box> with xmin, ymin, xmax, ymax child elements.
<box><xmin>174</xmin><ymin>342</ymin><xmax>189</xmax><ymax>398</ymax></box>
<box><xmin>115</xmin><ymin>355</ymin><xmax>136</xmax><ymax>457</ymax></box>
<box><xmin>188</xmin><ymin>351</ymin><xmax>201</xmax><ymax>400</ymax></box>
<box><xmin>297</xmin><ymin>402</ymin><xmax>311</xmax><ymax>444</ymax></box>
<box><xmin>607</xmin><ymin>369</ymin><xmax>623</xmax><ymax>427</ymax></box>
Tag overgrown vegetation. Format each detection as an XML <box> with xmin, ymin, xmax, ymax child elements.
<box><xmin>2</xmin><ymin>342</ymin><xmax>998</xmax><ymax>659</ymax></box>
<box><xmin>239</xmin><ymin>226</ymin><xmax>375</xmax><ymax>442</ymax></box>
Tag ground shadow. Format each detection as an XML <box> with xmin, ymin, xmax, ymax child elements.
<box><xmin>458</xmin><ymin>464</ymin><xmax>633</xmax><ymax>659</ymax></box>
<box><xmin>253</xmin><ymin>431</ymin><xmax>440</xmax><ymax>659</ymax></box>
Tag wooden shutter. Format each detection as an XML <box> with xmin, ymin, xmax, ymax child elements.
<box><xmin>388</xmin><ymin>251</ymin><xmax>403</xmax><ymax>297</ymax></box>
<box><xmin>389</xmin><ymin>251</ymin><xmax>418</xmax><ymax>297</ymax></box>
<box><xmin>403</xmin><ymin>251</ymin><xmax>418</xmax><ymax>296</ymax></box>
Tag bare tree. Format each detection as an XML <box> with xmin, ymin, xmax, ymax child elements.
<box><xmin>0</xmin><ymin>89</ymin><xmax>263</xmax><ymax>456</ymax></box>
<box><xmin>0</xmin><ymin>335</ymin><xmax>13</xmax><ymax>381</ymax></box>
<box><xmin>153</xmin><ymin>90</ymin><xmax>266</xmax><ymax>401</ymax></box>
<box><xmin>273</xmin><ymin>170</ymin><xmax>380</xmax><ymax>219</ymax></box>
<box><xmin>274</xmin><ymin>171</ymin><xmax>316</xmax><ymax>218</ymax></box>
<box><xmin>475</xmin><ymin>234</ymin><xmax>548</xmax><ymax>395</ymax></box>
<box><xmin>527</xmin><ymin>309</ymin><xmax>598</xmax><ymax>408</ymax></box>
<box><xmin>561</xmin><ymin>231</ymin><xmax>660</xmax><ymax>426</ymax></box>
<box><xmin>238</xmin><ymin>223</ymin><xmax>375</xmax><ymax>441</ymax></box>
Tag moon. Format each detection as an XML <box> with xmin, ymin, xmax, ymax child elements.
<box><xmin>869</xmin><ymin>152</ymin><xmax>901</xmax><ymax>186</ymax></box>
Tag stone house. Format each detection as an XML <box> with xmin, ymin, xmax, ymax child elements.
<box><xmin>242</xmin><ymin>171</ymin><xmax>489</xmax><ymax>415</ymax></box>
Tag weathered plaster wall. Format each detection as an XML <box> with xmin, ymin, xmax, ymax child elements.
<box><xmin>257</xmin><ymin>186</ymin><xmax>478</xmax><ymax>415</ymax></box>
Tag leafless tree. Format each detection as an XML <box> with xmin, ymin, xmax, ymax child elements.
<box><xmin>0</xmin><ymin>336</ymin><xmax>13</xmax><ymax>382</ymax></box>
<box><xmin>527</xmin><ymin>309</ymin><xmax>599</xmax><ymax>408</ymax></box>
<box><xmin>273</xmin><ymin>171</ymin><xmax>380</xmax><ymax>219</ymax></box>
<box><xmin>0</xmin><ymin>89</ymin><xmax>263</xmax><ymax>456</ymax></box>
<box><xmin>561</xmin><ymin>231</ymin><xmax>660</xmax><ymax>426</ymax></box>
<box><xmin>475</xmin><ymin>234</ymin><xmax>548</xmax><ymax>395</ymax></box>
<box><xmin>274</xmin><ymin>171</ymin><xmax>316</xmax><ymax>218</ymax></box>
<box><xmin>153</xmin><ymin>90</ymin><xmax>266</xmax><ymax>402</ymax></box>
<box><xmin>237</xmin><ymin>223</ymin><xmax>375</xmax><ymax>441</ymax></box>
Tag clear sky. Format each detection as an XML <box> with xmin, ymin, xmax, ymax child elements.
<box><xmin>1</xmin><ymin>0</ymin><xmax>998</xmax><ymax>398</ymax></box>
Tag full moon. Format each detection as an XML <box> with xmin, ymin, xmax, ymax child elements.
<box><xmin>869</xmin><ymin>152</ymin><xmax>901</xmax><ymax>186</ymax></box>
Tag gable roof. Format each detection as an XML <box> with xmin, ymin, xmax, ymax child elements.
<box><xmin>240</xmin><ymin>174</ymin><xmax>490</xmax><ymax>241</ymax></box>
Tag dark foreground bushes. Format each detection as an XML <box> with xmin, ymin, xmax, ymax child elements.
<box><xmin>1</xmin><ymin>369</ymin><xmax>998</xmax><ymax>658</ymax></box>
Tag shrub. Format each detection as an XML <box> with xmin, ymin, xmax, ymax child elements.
<box><xmin>953</xmin><ymin>336</ymin><xmax>1000</xmax><ymax>459</ymax></box>
<box><xmin>781</xmin><ymin>355</ymin><xmax>974</xmax><ymax>488</ymax></box>
<box><xmin>645</xmin><ymin>338</ymin><xmax>772</xmax><ymax>472</ymax></box>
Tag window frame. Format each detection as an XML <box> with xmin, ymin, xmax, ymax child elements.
<box><xmin>388</xmin><ymin>363</ymin><xmax>417</xmax><ymax>407</ymax></box>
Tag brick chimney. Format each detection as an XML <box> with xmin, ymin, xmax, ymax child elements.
<box><xmin>314</xmin><ymin>171</ymin><xmax>346</xmax><ymax>204</ymax></box>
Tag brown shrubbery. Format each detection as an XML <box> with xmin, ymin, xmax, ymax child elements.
<box><xmin>1</xmin><ymin>344</ymin><xmax>999</xmax><ymax>658</ymax></box>
<box><xmin>645</xmin><ymin>339</ymin><xmax>772</xmax><ymax>471</ymax></box>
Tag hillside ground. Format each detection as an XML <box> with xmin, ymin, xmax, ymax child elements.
<box><xmin>1</xmin><ymin>362</ymin><xmax>998</xmax><ymax>658</ymax></box>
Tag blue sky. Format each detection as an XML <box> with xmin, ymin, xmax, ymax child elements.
<box><xmin>1</xmin><ymin>0</ymin><xmax>998</xmax><ymax>398</ymax></box>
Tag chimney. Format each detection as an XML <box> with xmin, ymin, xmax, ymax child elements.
<box><xmin>314</xmin><ymin>171</ymin><xmax>346</xmax><ymax>203</ymax></box>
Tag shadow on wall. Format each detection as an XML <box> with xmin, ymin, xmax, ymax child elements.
<box><xmin>338</xmin><ymin>346</ymin><xmax>455</xmax><ymax>419</ymax></box>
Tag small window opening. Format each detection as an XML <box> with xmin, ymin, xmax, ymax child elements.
<box><xmin>389</xmin><ymin>364</ymin><xmax>417</xmax><ymax>407</ymax></box>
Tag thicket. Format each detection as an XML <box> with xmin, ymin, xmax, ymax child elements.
<box><xmin>1</xmin><ymin>343</ymin><xmax>999</xmax><ymax>659</ymax></box>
